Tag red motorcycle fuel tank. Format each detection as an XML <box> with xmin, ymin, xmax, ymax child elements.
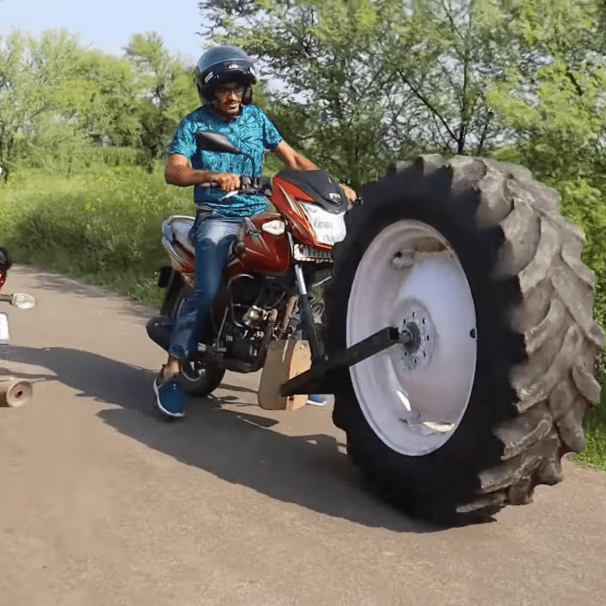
<box><xmin>225</xmin><ymin>212</ymin><xmax>291</xmax><ymax>279</ymax></box>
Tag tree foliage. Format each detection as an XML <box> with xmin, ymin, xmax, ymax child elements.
<box><xmin>198</xmin><ymin>0</ymin><xmax>606</xmax><ymax>181</ymax></box>
<box><xmin>0</xmin><ymin>29</ymin><xmax>200</xmax><ymax>180</ymax></box>
<box><xmin>0</xmin><ymin>30</ymin><xmax>82</xmax><ymax>181</ymax></box>
<box><xmin>200</xmin><ymin>0</ymin><xmax>505</xmax><ymax>186</ymax></box>
<box><xmin>125</xmin><ymin>32</ymin><xmax>199</xmax><ymax>170</ymax></box>
<box><xmin>487</xmin><ymin>0</ymin><xmax>606</xmax><ymax>175</ymax></box>
<box><xmin>199</xmin><ymin>0</ymin><xmax>417</xmax><ymax>188</ymax></box>
<box><xmin>197</xmin><ymin>0</ymin><xmax>516</xmax><ymax>184</ymax></box>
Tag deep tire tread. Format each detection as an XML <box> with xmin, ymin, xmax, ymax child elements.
<box><xmin>326</xmin><ymin>154</ymin><xmax>603</xmax><ymax>523</ymax></box>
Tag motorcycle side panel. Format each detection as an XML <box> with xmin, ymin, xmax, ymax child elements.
<box><xmin>163</xmin><ymin>238</ymin><xmax>195</xmax><ymax>274</ymax></box>
<box><xmin>169</xmin><ymin>246</ymin><xmax>195</xmax><ymax>274</ymax></box>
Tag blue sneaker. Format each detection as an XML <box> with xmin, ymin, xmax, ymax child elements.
<box><xmin>306</xmin><ymin>394</ymin><xmax>334</xmax><ymax>406</ymax></box>
<box><xmin>153</xmin><ymin>375</ymin><xmax>184</xmax><ymax>418</ymax></box>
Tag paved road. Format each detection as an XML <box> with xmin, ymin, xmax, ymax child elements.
<box><xmin>0</xmin><ymin>265</ymin><xmax>605</xmax><ymax>606</ymax></box>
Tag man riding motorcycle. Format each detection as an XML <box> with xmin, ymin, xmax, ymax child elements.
<box><xmin>154</xmin><ymin>45</ymin><xmax>356</xmax><ymax>418</ymax></box>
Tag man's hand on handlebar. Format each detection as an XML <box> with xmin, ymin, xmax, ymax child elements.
<box><xmin>213</xmin><ymin>173</ymin><xmax>241</xmax><ymax>191</ymax></box>
<box><xmin>340</xmin><ymin>183</ymin><xmax>357</xmax><ymax>203</ymax></box>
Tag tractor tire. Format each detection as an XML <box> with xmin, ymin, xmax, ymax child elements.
<box><xmin>324</xmin><ymin>155</ymin><xmax>603</xmax><ymax>524</ymax></box>
<box><xmin>163</xmin><ymin>279</ymin><xmax>225</xmax><ymax>398</ymax></box>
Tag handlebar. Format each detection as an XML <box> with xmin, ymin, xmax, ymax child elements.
<box><xmin>199</xmin><ymin>174</ymin><xmax>272</xmax><ymax>196</ymax></box>
<box><xmin>199</xmin><ymin>174</ymin><xmax>361</xmax><ymax>205</ymax></box>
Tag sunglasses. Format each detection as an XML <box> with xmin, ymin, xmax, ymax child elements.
<box><xmin>215</xmin><ymin>84</ymin><xmax>246</xmax><ymax>98</ymax></box>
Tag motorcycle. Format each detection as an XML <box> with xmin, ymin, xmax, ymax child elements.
<box><xmin>0</xmin><ymin>247</ymin><xmax>36</xmax><ymax>408</ymax></box>
<box><xmin>147</xmin><ymin>131</ymin><xmax>349</xmax><ymax>409</ymax></box>
<box><xmin>147</xmin><ymin>133</ymin><xmax>603</xmax><ymax>524</ymax></box>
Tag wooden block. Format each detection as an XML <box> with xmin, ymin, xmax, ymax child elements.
<box><xmin>0</xmin><ymin>377</ymin><xmax>33</xmax><ymax>408</ymax></box>
<box><xmin>257</xmin><ymin>339</ymin><xmax>311</xmax><ymax>411</ymax></box>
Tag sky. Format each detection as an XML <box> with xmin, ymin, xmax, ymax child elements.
<box><xmin>0</xmin><ymin>0</ymin><xmax>210</xmax><ymax>65</ymax></box>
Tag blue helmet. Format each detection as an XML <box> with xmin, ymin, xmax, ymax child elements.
<box><xmin>195</xmin><ymin>45</ymin><xmax>257</xmax><ymax>106</ymax></box>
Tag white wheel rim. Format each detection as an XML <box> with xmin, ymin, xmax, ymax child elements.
<box><xmin>347</xmin><ymin>220</ymin><xmax>477</xmax><ymax>456</ymax></box>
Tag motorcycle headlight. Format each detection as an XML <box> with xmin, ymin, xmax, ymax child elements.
<box><xmin>299</xmin><ymin>202</ymin><xmax>347</xmax><ymax>246</ymax></box>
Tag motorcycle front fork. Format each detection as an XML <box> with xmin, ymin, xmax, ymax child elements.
<box><xmin>293</xmin><ymin>263</ymin><xmax>322</xmax><ymax>362</ymax></box>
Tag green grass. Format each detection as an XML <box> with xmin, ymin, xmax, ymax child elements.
<box><xmin>570</xmin><ymin>386</ymin><xmax>606</xmax><ymax>470</ymax></box>
<box><xmin>0</xmin><ymin>164</ymin><xmax>194</xmax><ymax>308</ymax></box>
<box><xmin>1</xmin><ymin>164</ymin><xmax>605</xmax><ymax>472</ymax></box>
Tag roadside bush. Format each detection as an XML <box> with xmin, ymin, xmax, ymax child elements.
<box><xmin>0</xmin><ymin>165</ymin><xmax>193</xmax><ymax>306</ymax></box>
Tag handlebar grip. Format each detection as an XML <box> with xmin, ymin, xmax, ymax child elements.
<box><xmin>197</xmin><ymin>175</ymin><xmax>271</xmax><ymax>194</ymax></box>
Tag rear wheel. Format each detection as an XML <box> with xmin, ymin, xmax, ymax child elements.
<box><xmin>325</xmin><ymin>155</ymin><xmax>603</xmax><ymax>523</ymax></box>
<box><xmin>163</xmin><ymin>279</ymin><xmax>225</xmax><ymax>398</ymax></box>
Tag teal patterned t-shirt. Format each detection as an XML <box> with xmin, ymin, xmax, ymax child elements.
<box><xmin>169</xmin><ymin>104</ymin><xmax>283</xmax><ymax>217</ymax></box>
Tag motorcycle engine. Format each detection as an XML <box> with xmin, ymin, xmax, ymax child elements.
<box><xmin>216</xmin><ymin>275</ymin><xmax>292</xmax><ymax>364</ymax></box>
<box><xmin>220</xmin><ymin>305</ymin><xmax>271</xmax><ymax>363</ymax></box>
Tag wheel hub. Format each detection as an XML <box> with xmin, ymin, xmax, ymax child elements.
<box><xmin>399</xmin><ymin>301</ymin><xmax>435</xmax><ymax>371</ymax></box>
<box><xmin>182</xmin><ymin>359</ymin><xmax>204</xmax><ymax>381</ymax></box>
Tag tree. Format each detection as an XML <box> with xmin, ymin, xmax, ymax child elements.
<box><xmin>199</xmin><ymin>0</ymin><xmax>606</xmax><ymax>182</ymax></box>
<box><xmin>376</xmin><ymin>0</ymin><xmax>509</xmax><ymax>155</ymax></box>
<box><xmin>197</xmin><ymin>0</ymin><xmax>541</xmax><ymax>186</ymax></box>
<box><xmin>21</xmin><ymin>48</ymin><xmax>146</xmax><ymax>175</ymax></box>
<box><xmin>1</xmin><ymin>29</ymin><xmax>203</xmax><ymax>179</ymax></box>
<box><xmin>486</xmin><ymin>0</ymin><xmax>606</xmax><ymax>177</ymax></box>
<box><xmin>199</xmin><ymin>0</ymin><xmax>419</xmax><ymax>188</ymax></box>
<box><xmin>55</xmin><ymin>49</ymin><xmax>143</xmax><ymax>148</ymax></box>
<box><xmin>0</xmin><ymin>30</ymin><xmax>81</xmax><ymax>182</ymax></box>
<box><xmin>125</xmin><ymin>32</ymin><xmax>199</xmax><ymax>170</ymax></box>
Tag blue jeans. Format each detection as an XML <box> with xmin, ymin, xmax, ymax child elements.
<box><xmin>168</xmin><ymin>209</ymin><xmax>243</xmax><ymax>362</ymax></box>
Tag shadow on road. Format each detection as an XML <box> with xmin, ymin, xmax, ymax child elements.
<box><xmin>2</xmin><ymin>344</ymin><xmax>441</xmax><ymax>534</ymax></box>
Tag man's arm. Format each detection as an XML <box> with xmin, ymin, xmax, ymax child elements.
<box><xmin>165</xmin><ymin>154</ymin><xmax>240</xmax><ymax>191</ymax></box>
<box><xmin>272</xmin><ymin>140</ymin><xmax>317</xmax><ymax>170</ymax></box>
